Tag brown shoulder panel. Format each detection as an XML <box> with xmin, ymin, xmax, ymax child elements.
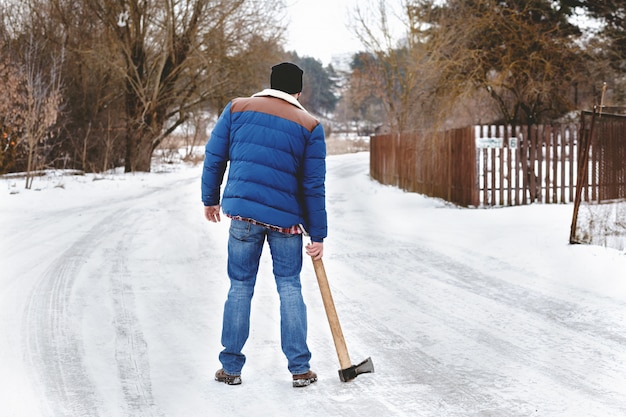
<box><xmin>231</xmin><ymin>97</ymin><xmax>319</xmax><ymax>132</ymax></box>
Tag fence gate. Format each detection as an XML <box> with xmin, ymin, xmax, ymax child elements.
<box><xmin>570</xmin><ymin>108</ymin><xmax>626</xmax><ymax>251</ymax></box>
<box><xmin>475</xmin><ymin>124</ymin><xmax>579</xmax><ymax>206</ymax></box>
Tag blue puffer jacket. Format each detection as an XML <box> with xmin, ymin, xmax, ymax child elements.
<box><xmin>201</xmin><ymin>89</ymin><xmax>327</xmax><ymax>242</ymax></box>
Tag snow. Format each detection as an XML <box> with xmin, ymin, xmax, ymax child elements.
<box><xmin>1</xmin><ymin>152</ymin><xmax>626</xmax><ymax>417</ymax></box>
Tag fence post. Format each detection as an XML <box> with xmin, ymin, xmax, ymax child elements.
<box><xmin>570</xmin><ymin>109</ymin><xmax>596</xmax><ymax>243</ymax></box>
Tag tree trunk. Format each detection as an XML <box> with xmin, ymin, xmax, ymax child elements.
<box><xmin>25</xmin><ymin>141</ymin><xmax>35</xmax><ymax>189</ymax></box>
<box><xmin>124</xmin><ymin>127</ymin><xmax>154</xmax><ymax>172</ymax></box>
<box><xmin>123</xmin><ymin>88</ymin><xmax>166</xmax><ymax>172</ymax></box>
<box><xmin>134</xmin><ymin>139</ymin><xmax>153</xmax><ymax>172</ymax></box>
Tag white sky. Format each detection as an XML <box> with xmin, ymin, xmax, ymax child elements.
<box><xmin>283</xmin><ymin>3</ymin><xmax>599</xmax><ymax>66</ymax></box>
<box><xmin>284</xmin><ymin>0</ymin><xmax>364</xmax><ymax>65</ymax></box>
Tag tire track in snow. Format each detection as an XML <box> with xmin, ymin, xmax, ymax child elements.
<box><xmin>22</xmin><ymin>213</ymin><xmax>114</xmax><ymax>417</ymax></box>
<box><xmin>95</xmin><ymin>178</ymin><xmax>198</xmax><ymax>417</ymax></box>
<box><xmin>108</xmin><ymin>227</ymin><xmax>164</xmax><ymax>417</ymax></box>
<box><xmin>327</xmin><ymin>233</ymin><xmax>626</xmax><ymax>416</ymax></box>
<box><xmin>20</xmin><ymin>176</ymin><xmax>187</xmax><ymax>416</ymax></box>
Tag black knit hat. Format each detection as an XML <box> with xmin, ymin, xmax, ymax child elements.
<box><xmin>270</xmin><ymin>62</ymin><xmax>303</xmax><ymax>94</ymax></box>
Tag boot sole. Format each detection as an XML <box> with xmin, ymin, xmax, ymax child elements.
<box><xmin>215</xmin><ymin>374</ymin><xmax>242</xmax><ymax>385</ymax></box>
<box><xmin>292</xmin><ymin>376</ymin><xmax>317</xmax><ymax>388</ymax></box>
<box><xmin>215</xmin><ymin>376</ymin><xmax>241</xmax><ymax>385</ymax></box>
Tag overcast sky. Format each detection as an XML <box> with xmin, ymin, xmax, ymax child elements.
<box><xmin>284</xmin><ymin>0</ymin><xmax>364</xmax><ymax>65</ymax></box>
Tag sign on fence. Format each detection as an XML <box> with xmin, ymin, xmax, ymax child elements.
<box><xmin>476</xmin><ymin>137</ymin><xmax>503</xmax><ymax>148</ymax></box>
<box><xmin>476</xmin><ymin>137</ymin><xmax>518</xmax><ymax>149</ymax></box>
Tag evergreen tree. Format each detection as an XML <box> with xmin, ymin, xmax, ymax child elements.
<box><xmin>581</xmin><ymin>0</ymin><xmax>626</xmax><ymax>71</ymax></box>
<box><xmin>287</xmin><ymin>53</ymin><xmax>339</xmax><ymax>116</ymax></box>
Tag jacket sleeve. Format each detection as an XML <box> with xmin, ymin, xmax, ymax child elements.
<box><xmin>201</xmin><ymin>103</ymin><xmax>231</xmax><ymax>206</ymax></box>
<box><xmin>301</xmin><ymin>123</ymin><xmax>327</xmax><ymax>242</ymax></box>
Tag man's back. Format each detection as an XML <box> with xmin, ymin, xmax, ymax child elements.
<box><xmin>202</xmin><ymin>89</ymin><xmax>327</xmax><ymax>242</ymax></box>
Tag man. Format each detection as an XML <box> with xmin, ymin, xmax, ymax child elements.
<box><xmin>201</xmin><ymin>62</ymin><xmax>327</xmax><ymax>388</ymax></box>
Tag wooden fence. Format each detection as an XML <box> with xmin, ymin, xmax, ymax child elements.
<box><xmin>370</xmin><ymin>127</ymin><xmax>478</xmax><ymax>206</ymax></box>
<box><xmin>370</xmin><ymin>123</ymin><xmax>582</xmax><ymax>207</ymax></box>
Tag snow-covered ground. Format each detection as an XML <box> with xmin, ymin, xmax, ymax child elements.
<box><xmin>1</xmin><ymin>152</ymin><xmax>625</xmax><ymax>417</ymax></box>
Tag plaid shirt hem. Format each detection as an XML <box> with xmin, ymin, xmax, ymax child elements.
<box><xmin>227</xmin><ymin>215</ymin><xmax>302</xmax><ymax>235</ymax></box>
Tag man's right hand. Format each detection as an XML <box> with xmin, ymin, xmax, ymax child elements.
<box><xmin>204</xmin><ymin>205</ymin><xmax>221</xmax><ymax>223</ymax></box>
<box><xmin>305</xmin><ymin>241</ymin><xmax>324</xmax><ymax>260</ymax></box>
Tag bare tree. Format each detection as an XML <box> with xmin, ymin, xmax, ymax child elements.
<box><xmin>350</xmin><ymin>0</ymin><xmax>593</xmax><ymax>131</ymax></box>
<box><xmin>0</xmin><ymin>6</ymin><xmax>28</xmax><ymax>174</ymax></box>
<box><xmin>7</xmin><ymin>0</ymin><xmax>285</xmax><ymax>173</ymax></box>
<box><xmin>85</xmin><ymin>0</ymin><xmax>285</xmax><ymax>172</ymax></box>
<box><xmin>21</xmin><ymin>35</ymin><xmax>64</xmax><ymax>188</ymax></box>
<box><xmin>180</xmin><ymin>111</ymin><xmax>209</xmax><ymax>162</ymax></box>
<box><xmin>0</xmin><ymin>59</ymin><xmax>27</xmax><ymax>174</ymax></box>
<box><xmin>351</xmin><ymin>1</ymin><xmax>440</xmax><ymax>132</ymax></box>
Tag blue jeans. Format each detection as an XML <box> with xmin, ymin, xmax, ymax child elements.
<box><xmin>219</xmin><ymin>219</ymin><xmax>311</xmax><ymax>375</ymax></box>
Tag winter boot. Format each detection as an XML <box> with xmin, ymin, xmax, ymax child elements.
<box><xmin>215</xmin><ymin>369</ymin><xmax>242</xmax><ymax>385</ymax></box>
<box><xmin>292</xmin><ymin>370</ymin><xmax>317</xmax><ymax>388</ymax></box>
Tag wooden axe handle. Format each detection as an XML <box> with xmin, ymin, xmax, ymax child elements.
<box><xmin>311</xmin><ymin>258</ymin><xmax>352</xmax><ymax>370</ymax></box>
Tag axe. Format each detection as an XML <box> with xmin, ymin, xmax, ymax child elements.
<box><xmin>311</xmin><ymin>257</ymin><xmax>374</xmax><ymax>382</ymax></box>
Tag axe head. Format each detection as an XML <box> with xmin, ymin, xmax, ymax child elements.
<box><xmin>338</xmin><ymin>357</ymin><xmax>374</xmax><ymax>382</ymax></box>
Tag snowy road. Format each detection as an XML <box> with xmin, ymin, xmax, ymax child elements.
<box><xmin>2</xmin><ymin>152</ymin><xmax>626</xmax><ymax>416</ymax></box>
